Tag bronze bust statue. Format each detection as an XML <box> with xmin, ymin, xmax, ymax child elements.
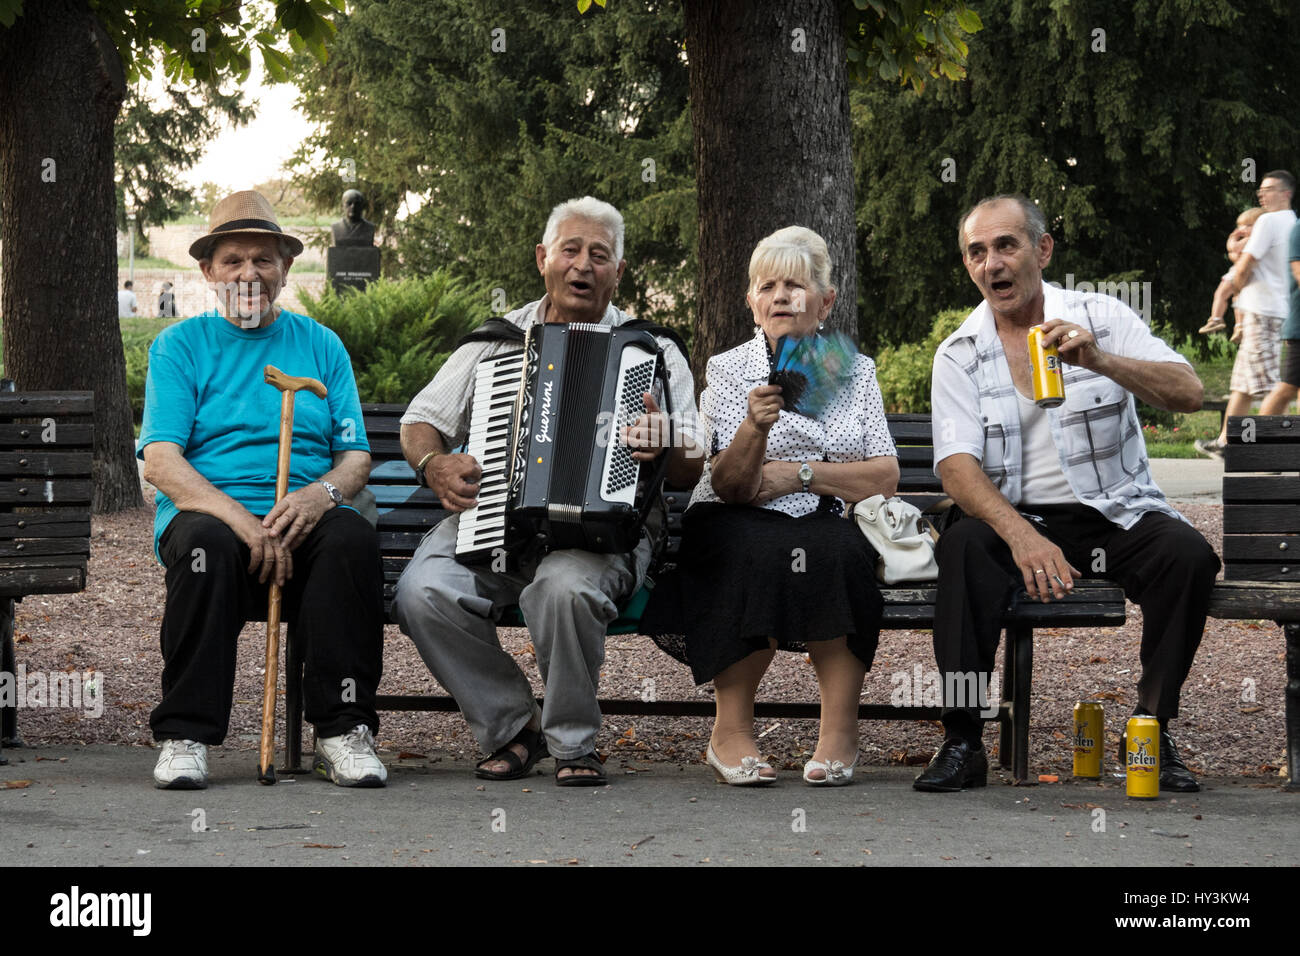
<box><xmin>331</xmin><ymin>189</ymin><xmax>376</xmax><ymax>247</ymax></box>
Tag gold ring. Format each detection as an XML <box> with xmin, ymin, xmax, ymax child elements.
<box><xmin>1034</xmin><ymin>569</ymin><xmax>1046</xmax><ymax>574</ymax></box>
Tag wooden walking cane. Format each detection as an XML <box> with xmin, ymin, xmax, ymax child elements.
<box><xmin>259</xmin><ymin>365</ymin><xmax>328</xmax><ymax>785</ymax></box>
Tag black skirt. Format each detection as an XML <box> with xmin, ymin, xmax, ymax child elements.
<box><xmin>640</xmin><ymin>503</ymin><xmax>884</xmax><ymax>685</ymax></box>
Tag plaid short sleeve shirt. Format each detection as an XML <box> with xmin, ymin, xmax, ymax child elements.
<box><xmin>930</xmin><ymin>282</ymin><xmax>1191</xmax><ymax>530</ymax></box>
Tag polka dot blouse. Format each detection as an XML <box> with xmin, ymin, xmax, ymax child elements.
<box><xmin>690</xmin><ymin>329</ymin><xmax>897</xmax><ymax>516</ymax></box>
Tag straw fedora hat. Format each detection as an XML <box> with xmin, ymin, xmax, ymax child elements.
<box><xmin>188</xmin><ymin>190</ymin><xmax>305</xmax><ymax>261</ymax></box>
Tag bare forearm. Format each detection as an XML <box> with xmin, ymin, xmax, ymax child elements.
<box><xmin>938</xmin><ymin>454</ymin><xmax>1037</xmax><ymax>546</ymax></box>
<box><xmin>323</xmin><ymin>450</ymin><xmax>371</xmax><ymax>500</ymax></box>
<box><xmin>400</xmin><ymin>422</ymin><xmax>448</xmax><ymax>482</ymax></box>
<box><xmin>143</xmin><ymin>447</ymin><xmax>255</xmax><ymax>528</ymax></box>
<box><xmin>1093</xmin><ymin>354</ymin><xmax>1203</xmax><ymax>413</ymax></box>
<box><xmin>810</xmin><ymin>457</ymin><xmax>899</xmax><ymax>504</ymax></box>
<box><xmin>710</xmin><ymin>420</ymin><xmax>767</xmax><ymax>503</ymax></box>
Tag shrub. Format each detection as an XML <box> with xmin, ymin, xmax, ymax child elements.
<box><xmin>297</xmin><ymin>272</ymin><xmax>485</xmax><ymax>404</ymax></box>
<box><xmin>872</xmin><ymin>308</ymin><xmax>967</xmax><ymax>413</ymax></box>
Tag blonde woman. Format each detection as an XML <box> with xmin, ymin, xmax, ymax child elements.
<box><xmin>644</xmin><ymin>226</ymin><xmax>898</xmax><ymax>785</ymax></box>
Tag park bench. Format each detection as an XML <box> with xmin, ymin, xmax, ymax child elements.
<box><xmin>281</xmin><ymin>405</ymin><xmax>1127</xmax><ymax>783</ymax></box>
<box><xmin>1206</xmin><ymin>415</ymin><xmax>1300</xmax><ymax>791</ymax></box>
<box><xmin>0</xmin><ymin>383</ymin><xmax>94</xmax><ymax>766</ymax></box>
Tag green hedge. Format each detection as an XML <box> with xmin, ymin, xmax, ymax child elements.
<box><xmin>297</xmin><ymin>272</ymin><xmax>484</xmax><ymax>404</ymax></box>
<box><xmin>873</xmin><ymin>308</ymin><xmax>967</xmax><ymax>413</ymax></box>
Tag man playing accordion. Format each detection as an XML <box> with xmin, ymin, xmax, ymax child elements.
<box><xmin>394</xmin><ymin>197</ymin><xmax>702</xmax><ymax>785</ymax></box>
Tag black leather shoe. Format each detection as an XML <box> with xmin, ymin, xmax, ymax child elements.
<box><xmin>1159</xmin><ymin>731</ymin><xmax>1200</xmax><ymax>793</ymax></box>
<box><xmin>913</xmin><ymin>738</ymin><xmax>988</xmax><ymax>792</ymax></box>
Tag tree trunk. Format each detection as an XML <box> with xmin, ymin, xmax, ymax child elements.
<box><xmin>0</xmin><ymin>2</ymin><xmax>143</xmax><ymax>512</ymax></box>
<box><xmin>683</xmin><ymin>0</ymin><xmax>857</xmax><ymax>391</ymax></box>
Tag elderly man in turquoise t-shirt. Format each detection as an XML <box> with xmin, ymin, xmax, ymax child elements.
<box><xmin>138</xmin><ymin>191</ymin><xmax>386</xmax><ymax>790</ymax></box>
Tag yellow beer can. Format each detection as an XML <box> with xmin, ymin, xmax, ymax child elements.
<box><xmin>1125</xmin><ymin>716</ymin><xmax>1160</xmax><ymax>799</ymax></box>
<box><xmin>1072</xmin><ymin>701</ymin><xmax>1103</xmax><ymax>779</ymax></box>
<box><xmin>1028</xmin><ymin>325</ymin><xmax>1065</xmax><ymax>408</ymax></box>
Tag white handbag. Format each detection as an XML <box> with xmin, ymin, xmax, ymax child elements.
<box><xmin>851</xmin><ymin>494</ymin><xmax>940</xmax><ymax>584</ymax></box>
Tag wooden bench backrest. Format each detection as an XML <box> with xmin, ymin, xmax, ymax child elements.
<box><xmin>361</xmin><ymin>405</ymin><xmax>940</xmax><ymax>615</ymax></box>
<box><xmin>1224</xmin><ymin>415</ymin><xmax>1300</xmax><ymax>584</ymax></box>
<box><xmin>0</xmin><ymin>390</ymin><xmax>94</xmax><ymax>598</ymax></box>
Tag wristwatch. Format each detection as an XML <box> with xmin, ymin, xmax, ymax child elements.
<box><xmin>319</xmin><ymin>480</ymin><xmax>343</xmax><ymax>505</ymax></box>
<box><xmin>798</xmin><ymin>461</ymin><xmax>814</xmax><ymax>493</ymax></box>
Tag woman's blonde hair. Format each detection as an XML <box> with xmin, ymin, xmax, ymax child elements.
<box><xmin>748</xmin><ymin>226</ymin><xmax>834</xmax><ymax>294</ymax></box>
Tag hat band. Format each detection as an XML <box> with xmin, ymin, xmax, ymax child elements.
<box><xmin>211</xmin><ymin>217</ymin><xmax>283</xmax><ymax>235</ymax></box>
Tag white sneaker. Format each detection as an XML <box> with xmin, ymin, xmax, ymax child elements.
<box><xmin>314</xmin><ymin>725</ymin><xmax>387</xmax><ymax>787</ymax></box>
<box><xmin>153</xmin><ymin>739</ymin><xmax>209</xmax><ymax>790</ymax></box>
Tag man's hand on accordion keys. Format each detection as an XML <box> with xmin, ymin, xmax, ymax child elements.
<box><xmin>427</xmin><ymin>452</ymin><xmax>483</xmax><ymax>513</ymax></box>
<box><xmin>622</xmin><ymin>391</ymin><xmax>671</xmax><ymax>461</ymax></box>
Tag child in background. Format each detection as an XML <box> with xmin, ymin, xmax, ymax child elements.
<box><xmin>1199</xmin><ymin>207</ymin><xmax>1263</xmax><ymax>340</ymax></box>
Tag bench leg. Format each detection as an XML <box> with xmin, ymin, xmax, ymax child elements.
<box><xmin>999</xmin><ymin>629</ymin><xmax>1015</xmax><ymax>769</ymax></box>
<box><xmin>1009</xmin><ymin>625</ymin><xmax>1033</xmax><ymax>784</ymax></box>
<box><xmin>1</xmin><ymin>598</ymin><xmax>20</xmax><ymax>751</ymax></box>
<box><xmin>1287</xmin><ymin>623</ymin><xmax>1299</xmax><ymax>792</ymax></box>
<box><xmin>283</xmin><ymin>623</ymin><xmax>306</xmax><ymax>775</ymax></box>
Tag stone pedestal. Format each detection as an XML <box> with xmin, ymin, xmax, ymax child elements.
<box><xmin>327</xmin><ymin>245</ymin><xmax>381</xmax><ymax>294</ymax></box>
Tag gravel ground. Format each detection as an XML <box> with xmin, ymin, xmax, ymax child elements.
<box><xmin>7</xmin><ymin>493</ymin><xmax>1288</xmax><ymax>780</ymax></box>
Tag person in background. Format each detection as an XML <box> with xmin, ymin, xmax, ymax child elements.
<box><xmin>1197</xmin><ymin>207</ymin><xmax>1262</xmax><ymax>339</ymax></box>
<box><xmin>1196</xmin><ymin>172</ymin><xmax>1296</xmax><ymax>458</ymax></box>
<box><xmin>118</xmin><ymin>279</ymin><xmax>138</xmax><ymax>319</ymax></box>
<box><xmin>1258</xmin><ymin>213</ymin><xmax>1300</xmax><ymax>416</ymax></box>
<box><xmin>157</xmin><ymin>281</ymin><xmax>178</xmax><ymax>318</ymax></box>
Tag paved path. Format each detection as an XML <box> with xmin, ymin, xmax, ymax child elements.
<box><xmin>2</xmin><ymin>744</ymin><xmax>1293</xmax><ymax>867</ymax></box>
<box><xmin>1149</xmin><ymin>458</ymin><xmax>1223</xmax><ymax>503</ymax></box>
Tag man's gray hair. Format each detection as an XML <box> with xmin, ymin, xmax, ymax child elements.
<box><xmin>541</xmin><ymin>196</ymin><xmax>625</xmax><ymax>261</ymax></box>
<box><xmin>957</xmin><ymin>194</ymin><xmax>1048</xmax><ymax>254</ymax></box>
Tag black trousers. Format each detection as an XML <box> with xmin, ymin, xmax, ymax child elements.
<box><xmin>150</xmin><ymin>508</ymin><xmax>384</xmax><ymax>745</ymax></box>
<box><xmin>933</xmin><ymin>504</ymin><xmax>1221</xmax><ymax>738</ymax></box>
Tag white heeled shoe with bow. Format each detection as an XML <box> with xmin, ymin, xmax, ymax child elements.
<box><xmin>802</xmin><ymin>755</ymin><xmax>857</xmax><ymax>786</ymax></box>
<box><xmin>707</xmin><ymin>743</ymin><xmax>777</xmax><ymax>786</ymax></box>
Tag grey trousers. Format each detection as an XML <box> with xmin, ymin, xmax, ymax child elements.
<box><xmin>392</xmin><ymin>514</ymin><xmax>652</xmax><ymax>759</ymax></box>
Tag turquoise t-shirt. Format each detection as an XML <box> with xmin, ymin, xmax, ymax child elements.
<box><xmin>138</xmin><ymin>309</ymin><xmax>369</xmax><ymax>562</ymax></box>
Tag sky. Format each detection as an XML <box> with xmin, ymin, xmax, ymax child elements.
<box><xmin>155</xmin><ymin>60</ymin><xmax>314</xmax><ymax>193</ymax></box>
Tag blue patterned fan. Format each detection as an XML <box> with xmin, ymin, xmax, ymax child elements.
<box><xmin>768</xmin><ymin>330</ymin><xmax>858</xmax><ymax>419</ymax></box>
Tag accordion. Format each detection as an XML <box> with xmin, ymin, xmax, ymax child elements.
<box><xmin>454</xmin><ymin>321</ymin><xmax>671</xmax><ymax>563</ymax></box>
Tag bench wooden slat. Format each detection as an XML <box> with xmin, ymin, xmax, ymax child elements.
<box><xmin>1223</xmin><ymin>444</ymin><xmax>1300</xmax><ymax>471</ymax></box>
<box><xmin>1208</xmin><ymin>581</ymin><xmax>1300</xmax><ymax>620</ymax></box>
<box><xmin>1222</xmin><ymin>534</ymin><xmax>1299</xmax><ymax>559</ymax></box>
<box><xmin>0</xmin><ymin>480</ymin><xmax>92</xmax><ymax>504</ymax></box>
<box><xmin>0</xmin><ymin>566</ymin><xmax>86</xmax><ymax>597</ymax></box>
<box><xmin>1222</xmin><ymin>475</ymin><xmax>1300</xmax><ymax>502</ymax></box>
<box><xmin>1224</xmin><ymin>565</ymin><xmax>1300</xmax><ymax>583</ymax></box>
<box><xmin>0</xmin><ymin>452</ymin><xmax>93</xmax><ymax>477</ymax></box>
<box><xmin>0</xmin><ymin>515</ymin><xmax>91</xmax><ymax>537</ymax></box>
<box><xmin>1227</xmin><ymin>417</ymin><xmax>1300</xmax><ymax>442</ymax></box>
<box><xmin>0</xmin><ymin>423</ymin><xmax>93</xmax><ymax>447</ymax></box>
<box><xmin>895</xmin><ymin>445</ymin><xmax>935</xmax><ymax>467</ymax></box>
<box><xmin>0</xmin><ymin>393</ymin><xmax>94</xmax><ymax>416</ymax></box>
<box><xmin>1223</xmin><ymin>505</ymin><xmax>1300</xmax><ymax>534</ymax></box>
<box><xmin>0</xmin><ymin>539</ymin><xmax>90</xmax><ymax>558</ymax></box>
<box><xmin>371</xmin><ymin>485</ymin><xmax>441</xmax><ymax>507</ymax></box>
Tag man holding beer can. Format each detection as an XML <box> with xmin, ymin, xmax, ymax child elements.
<box><xmin>913</xmin><ymin>194</ymin><xmax>1220</xmax><ymax>794</ymax></box>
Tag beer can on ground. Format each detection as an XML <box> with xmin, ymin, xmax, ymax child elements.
<box><xmin>1028</xmin><ymin>325</ymin><xmax>1065</xmax><ymax>408</ymax></box>
<box><xmin>1072</xmin><ymin>701</ymin><xmax>1103</xmax><ymax>779</ymax></box>
<box><xmin>1125</xmin><ymin>716</ymin><xmax>1161</xmax><ymax>799</ymax></box>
